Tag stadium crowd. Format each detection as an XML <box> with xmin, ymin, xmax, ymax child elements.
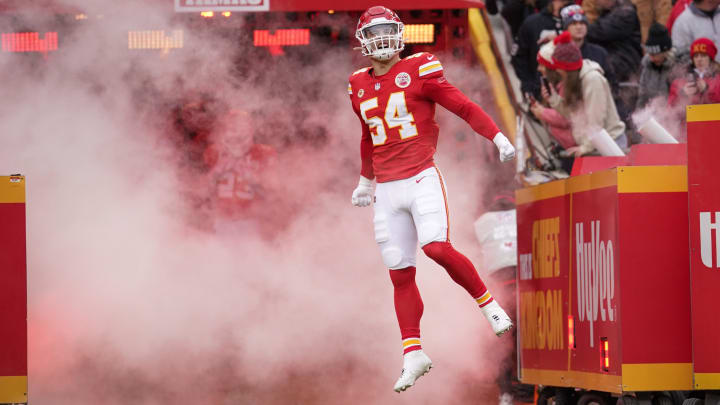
<box><xmin>488</xmin><ymin>0</ymin><xmax>720</xmax><ymax>168</ymax></box>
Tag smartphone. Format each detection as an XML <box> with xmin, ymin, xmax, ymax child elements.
<box><xmin>687</xmin><ymin>72</ymin><xmax>697</xmax><ymax>84</ymax></box>
<box><xmin>541</xmin><ymin>76</ymin><xmax>551</xmax><ymax>94</ymax></box>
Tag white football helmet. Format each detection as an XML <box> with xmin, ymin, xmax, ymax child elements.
<box><xmin>355</xmin><ymin>6</ymin><xmax>404</xmax><ymax>61</ymax></box>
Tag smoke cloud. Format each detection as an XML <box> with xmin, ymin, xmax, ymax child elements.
<box><xmin>0</xmin><ymin>1</ymin><xmax>513</xmax><ymax>403</ymax></box>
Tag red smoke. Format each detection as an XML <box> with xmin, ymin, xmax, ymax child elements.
<box><xmin>0</xmin><ymin>1</ymin><xmax>513</xmax><ymax>403</ymax></box>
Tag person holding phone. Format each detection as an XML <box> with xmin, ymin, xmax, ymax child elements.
<box><xmin>668</xmin><ymin>38</ymin><xmax>720</xmax><ymax>106</ymax></box>
<box><xmin>529</xmin><ymin>40</ymin><xmax>576</xmax><ymax>151</ymax></box>
<box><xmin>544</xmin><ymin>32</ymin><xmax>627</xmax><ymax>157</ymax></box>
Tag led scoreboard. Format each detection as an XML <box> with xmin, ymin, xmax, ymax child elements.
<box><xmin>0</xmin><ymin>5</ymin><xmax>474</xmax><ymax>64</ymax></box>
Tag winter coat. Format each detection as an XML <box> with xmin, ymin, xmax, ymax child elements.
<box><xmin>549</xmin><ymin>60</ymin><xmax>626</xmax><ymax>155</ymax></box>
<box><xmin>540</xmin><ymin>107</ymin><xmax>576</xmax><ymax>149</ymax></box>
<box><xmin>667</xmin><ymin>0</ymin><xmax>692</xmax><ymax>35</ymax></box>
<box><xmin>586</xmin><ymin>0</ymin><xmax>643</xmax><ymax>82</ymax></box>
<box><xmin>668</xmin><ymin>63</ymin><xmax>720</xmax><ymax>106</ymax></box>
<box><xmin>671</xmin><ymin>3</ymin><xmax>720</xmax><ymax>62</ymax></box>
<box><xmin>636</xmin><ymin>49</ymin><xmax>680</xmax><ymax>107</ymax></box>
<box><xmin>511</xmin><ymin>9</ymin><xmax>564</xmax><ymax>96</ymax></box>
<box><xmin>579</xmin><ymin>41</ymin><xmax>617</xmax><ymax>88</ymax></box>
<box><xmin>501</xmin><ymin>0</ymin><xmax>550</xmax><ymax>38</ymax></box>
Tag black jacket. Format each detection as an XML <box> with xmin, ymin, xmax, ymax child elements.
<box><xmin>580</xmin><ymin>41</ymin><xmax>617</xmax><ymax>88</ymax></box>
<box><xmin>585</xmin><ymin>0</ymin><xmax>643</xmax><ymax>82</ymax></box>
<box><xmin>511</xmin><ymin>9</ymin><xmax>564</xmax><ymax>97</ymax></box>
<box><xmin>500</xmin><ymin>0</ymin><xmax>550</xmax><ymax>38</ymax></box>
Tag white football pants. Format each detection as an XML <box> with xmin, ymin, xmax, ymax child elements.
<box><xmin>373</xmin><ymin>166</ymin><xmax>450</xmax><ymax>270</ymax></box>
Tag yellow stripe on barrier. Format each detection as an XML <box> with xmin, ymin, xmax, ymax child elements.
<box><xmin>694</xmin><ymin>373</ymin><xmax>720</xmax><ymax>389</ymax></box>
<box><xmin>617</xmin><ymin>166</ymin><xmax>687</xmax><ymax>193</ymax></box>
<box><xmin>0</xmin><ymin>376</ymin><xmax>27</xmax><ymax>403</ymax></box>
<box><xmin>521</xmin><ymin>368</ymin><xmax>623</xmax><ymax>393</ymax></box>
<box><xmin>516</xmin><ymin>165</ymin><xmax>688</xmax><ymax>204</ymax></box>
<box><xmin>621</xmin><ymin>363</ymin><xmax>693</xmax><ymax>391</ymax></box>
<box><xmin>566</xmin><ymin>168</ymin><xmax>618</xmax><ymax>195</ymax></box>
<box><xmin>687</xmin><ymin>103</ymin><xmax>720</xmax><ymax>122</ymax></box>
<box><xmin>0</xmin><ymin>176</ymin><xmax>25</xmax><ymax>203</ymax></box>
<box><xmin>515</xmin><ymin>178</ymin><xmax>566</xmax><ymax>205</ymax></box>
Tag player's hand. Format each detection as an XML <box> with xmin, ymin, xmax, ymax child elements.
<box><xmin>351</xmin><ymin>176</ymin><xmax>374</xmax><ymax>207</ymax></box>
<box><xmin>493</xmin><ymin>133</ymin><xmax>516</xmax><ymax>162</ymax></box>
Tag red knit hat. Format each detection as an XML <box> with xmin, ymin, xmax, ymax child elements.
<box><xmin>691</xmin><ymin>37</ymin><xmax>717</xmax><ymax>60</ymax></box>
<box><xmin>551</xmin><ymin>31</ymin><xmax>583</xmax><ymax>71</ymax></box>
<box><xmin>537</xmin><ymin>41</ymin><xmax>557</xmax><ymax>69</ymax></box>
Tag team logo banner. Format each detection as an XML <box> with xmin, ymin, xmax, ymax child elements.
<box><xmin>174</xmin><ymin>0</ymin><xmax>269</xmax><ymax>12</ymax></box>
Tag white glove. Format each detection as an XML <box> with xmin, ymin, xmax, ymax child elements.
<box><xmin>351</xmin><ymin>176</ymin><xmax>374</xmax><ymax>207</ymax></box>
<box><xmin>493</xmin><ymin>132</ymin><xmax>516</xmax><ymax>162</ymax></box>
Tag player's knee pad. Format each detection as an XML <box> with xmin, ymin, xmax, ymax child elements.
<box><xmin>373</xmin><ymin>214</ymin><xmax>390</xmax><ymax>245</ymax></box>
<box><xmin>415</xmin><ymin>194</ymin><xmax>447</xmax><ymax>245</ymax></box>
<box><xmin>381</xmin><ymin>246</ymin><xmax>404</xmax><ymax>268</ymax></box>
<box><xmin>374</xmin><ymin>215</ymin><xmax>401</xmax><ymax>268</ymax></box>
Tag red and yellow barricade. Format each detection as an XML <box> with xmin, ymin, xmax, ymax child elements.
<box><xmin>0</xmin><ymin>175</ymin><xmax>28</xmax><ymax>403</ymax></box>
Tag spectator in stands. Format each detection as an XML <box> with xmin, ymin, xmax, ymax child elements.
<box><xmin>667</xmin><ymin>0</ymin><xmax>692</xmax><ymax>35</ymax></box>
<box><xmin>585</xmin><ymin>0</ymin><xmax>643</xmax><ymax>83</ymax></box>
<box><xmin>546</xmin><ymin>32</ymin><xmax>627</xmax><ymax>156</ymax></box>
<box><xmin>668</xmin><ymin>37</ymin><xmax>720</xmax><ymax>105</ymax></box>
<box><xmin>637</xmin><ymin>22</ymin><xmax>679</xmax><ymax>107</ymax></box>
<box><xmin>499</xmin><ymin>0</ymin><xmax>550</xmax><ymax>38</ymax></box>
<box><xmin>671</xmin><ymin>0</ymin><xmax>720</xmax><ymax>62</ymax></box>
<box><xmin>530</xmin><ymin>41</ymin><xmax>576</xmax><ymax>149</ymax></box>
<box><xmin>584</xmin><ymin>0</ymin><xmax>669</xmax><ymax>42</ymax></box>
<box><xmin>511</xmin><ymin>0</ymin><xmax>574</xmax><ymax>98</ymax></box>
<box><xmin>635</xmin><ymin>0</ymin><xmax>672</xmax><ymax>42</ymax></box>
<box><xmin>561</xmin><ymin>5</ymin><xmax>617</xmax><ymax>87</ymax></box>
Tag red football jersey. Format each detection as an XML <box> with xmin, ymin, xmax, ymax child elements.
<box><xmin>348</xmin><ymin>52</ymin><xmax>500</xmax><ymax>183</ymax></box>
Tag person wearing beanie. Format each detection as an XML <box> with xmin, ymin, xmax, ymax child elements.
<box><xmin>561</xmin><ymin>4</ymin><xmax>614</xmax><ymax>87</ymax></box>
<box><xmin>546</xmin><ymin>31</ymin><xmax>627</xmax><ymax>157</ymax></box>
<box><xmin>530</xmin><ymin>40</ymin><xmax>576</xmax><ymax>150</ymax></box>
<box><xmin>637</xmin><ymin>22</ymin><xmax>679</xmax><ymax>108</ymax></box>
<box><xmin>669</xmin><ymin>37</ymin><xmax>720</xmax><ymax>106</ymax></box>
<box><xmin>644</xmin><ymin>22</ymin><xmax>673</xmax><ymax>55</ymax></box>
<box><xmin>561</xmin><ymin>4</ymin><xmax>589</xmax><ymax>28</ymax></box>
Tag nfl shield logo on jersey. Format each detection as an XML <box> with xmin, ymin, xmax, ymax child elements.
<box><xmin>375</xmin><ymin>83</ymin><xmax>381</xmax><ymax>91</ymax></box>
<box><xmin>395</xmin><ymin>72</ymin><xmax>411</xmax><ymax>88</ymax></box>
<box><xmin>358</xmin><ymin>89</ymin><xmax>365</xmax><ymax>98</ymax></box>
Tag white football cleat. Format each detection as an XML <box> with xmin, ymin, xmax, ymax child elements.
<box><xmin>481</xmin><ymin>300</ymin><xmax>513</xmax><ymax>336</ymax></box>
<box><xmin>393</xmin><ymin>350</ymin><xmax>433</xmax><ymax>393</ymax></box>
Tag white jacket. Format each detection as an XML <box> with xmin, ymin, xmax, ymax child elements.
<box><xmin>550</xmin><ymin>60</ymin><xmax>626</xmax><ymax>154</ymax></box>
<box><xmin>672</xmin><ymin>4</ymin><xmax>720</xmax><ymax>62</ymax></box>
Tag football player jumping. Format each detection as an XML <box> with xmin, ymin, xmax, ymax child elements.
<box><xmin>348</xmin><ymin>6</ymin><xmax>516</xmax><ymax>393</ymax></box>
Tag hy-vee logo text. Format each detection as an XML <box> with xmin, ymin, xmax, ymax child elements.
<box><xmin>576</xmin><ymin>220</ymin><xmax>616</xmax><ymax>348</ymax></box>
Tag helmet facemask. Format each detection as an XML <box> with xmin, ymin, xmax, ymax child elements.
<box><xmin>356</xmin><ymin>21</ymin><xmax>404</xmax><ymax>61</ymax></box>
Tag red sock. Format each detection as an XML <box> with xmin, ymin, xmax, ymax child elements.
<box><xmin>389</xmin><ymin>267</ymin><xmax>424</xmax><ymax>354</ymax></box>
<box><xmin>422</xmin><ymin>241</ymin><xmax>490</xmax><ymax>302</ymax></box>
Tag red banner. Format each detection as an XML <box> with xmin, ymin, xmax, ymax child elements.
<box><xmin>569</xmin><ymin>186</ymin><xmax>621</xmax><ymax>375</ymax></box>
<box><xmin>687</xmin><ymin>104</ymin><xmax>720</xmax><ymax>389</ymax></box>
<box><xmin>516</xmin><ymin>194</ymin><xmax>569</xmax><ymax>371</ymax></box>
